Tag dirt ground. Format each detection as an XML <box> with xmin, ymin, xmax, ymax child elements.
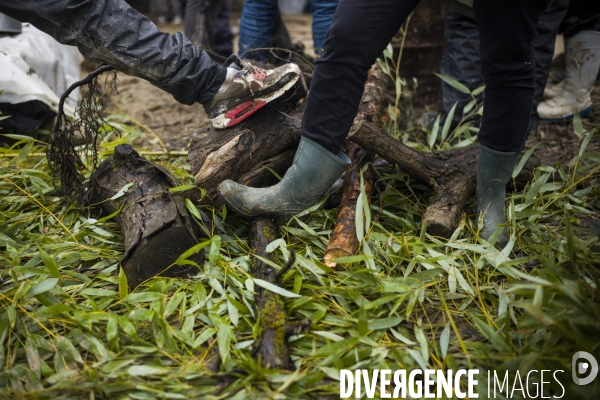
<box><xmin>102</xmin><ymin>14</ymin><xmax>600</xmax><ymax>159</ymax></box>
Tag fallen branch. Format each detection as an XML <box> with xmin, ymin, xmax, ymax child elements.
<box><xmin>324</xmin><ymin>144</ymin><xmax>373</xmax><ymax>268</ymax></box>
<box><xmin>90</xmin><ymin>144</ymin><xmax>205</xmax><ymax>287</ymax></box>
<box><xmin>249</xmin><ymin>217</ymin><xmax>310</xmax><ymax>369</ymax></box>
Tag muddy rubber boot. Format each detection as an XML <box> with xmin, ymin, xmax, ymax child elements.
<box><xmin>217</xmin><ymin>137</ymin><xmax>351</xmax><ymax>220</ymax></box>
<box><xmin>205</xmin><ymin>55</ymin><xmax>301</xmax><ymax>129</ymax></box>
<box><xmin>537</xmin><ymin>31</ymin><xmax>600</xmax><ymax>121</ymax></box>
<box><xmin>476</xmin><ymin>145</ymin><xmax>520</xmax><ymax>246</ymax></box>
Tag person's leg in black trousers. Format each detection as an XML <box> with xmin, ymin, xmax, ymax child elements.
<box><xmin>530</xmin><ymin>0</ymin><xmax>570</xmax><ymax>130</ymax></box>
<box><xmin>475</xmin><ymin>0</ymin><xmax>547</xmax><ymax>245</ymax></box>
<box><xmin>438</xmin><ymin>9</ymin><xmax>483</xmax><ymax>130</ymax></box>
<box><xmin>218</xmin><ymin>0</ymin><xmax>421</xmax><ymax>219</ymax></box>
<box><xmin>437</xmin><ymin>1</ymin><xmax>569</xmax><ymax>132</ymax></box>
<box><xmin>302</xmin><ymin>0</ymin><xmax>421</xmax><ymax>154</ymax></box>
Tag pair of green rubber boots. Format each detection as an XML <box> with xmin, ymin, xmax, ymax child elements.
<box><xmin>218</xmin><ymin>139</ymin><xmax>518</xmax><ymax>246</ymax></box>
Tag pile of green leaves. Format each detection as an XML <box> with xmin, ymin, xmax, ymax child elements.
<box><xmin>1</xmin><ymin>101</ymin><xmax>600</xmax><ymax>399</ymax></box>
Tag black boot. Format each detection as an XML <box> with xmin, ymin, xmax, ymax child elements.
<box><xmin>476</xmin><ymin>145</ymin><xmax>520</xmax><ymax>246</ymax></box>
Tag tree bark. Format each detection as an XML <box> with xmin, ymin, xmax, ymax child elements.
<box><xmin>324</xmin><ymin>144</ymin><xmax>373</xmax><ymax>268</ymax></box>
<box><xmin>348</xmin><ymin>120</ymin><xmax>538</xmax><ymax>237</ymax></box>
<box><xmin>90</xmin><ymin>144</ymin><xmax>205</xmax><ymax>287</ymax></box>
<box><xmin>188</xmin><ymin>66</ymin><xmax>539</xmax><ymax>238</ymax></box>
<box><xmin>249</xmin><ymin>217</ymin><xmax>310</xmax><ymax>369</ymax></box>
<box><xmin>188</xmin><ymin>84</ymin><xmax>306</xmax><ymax>204</ymax></box>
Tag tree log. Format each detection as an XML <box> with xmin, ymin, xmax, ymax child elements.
<box><xmin>189</xmin><ymin>65</ymin><xmax>539</xmax><ymax>238</ymax></box>
<box><xmin>249</xmin><ymin>217</ymin><xmax>310</xmax><ymax>369</ymax></box>
<box><xmin>324</xmin><ymin>144</ymin><xmax>373</xmax><ymax>268</ymax></box>
<box><xmin>90</xmin><ymin>144</ymin><xmax>205</xmax><ymax>287</ymax></box>
<box><xmin>348</xmin><ymin>120</ymin><xmax>538</xmax><ymax>237</ymax></box>
<box><xmin>188</xmin><ymin>85</ymin><xmax>306</xmax><ymax>204</ymax></box>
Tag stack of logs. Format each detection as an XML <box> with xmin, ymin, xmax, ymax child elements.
<box><xmin>90</xmin><ymin>66</ymin><xmax>539</xmax><ymax>369</ymax></box>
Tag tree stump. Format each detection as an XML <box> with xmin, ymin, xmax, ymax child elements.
<box><xmin>90</xmin><ymin>144</ymin><xmax>205</xmax><ymax>287</ymax></box>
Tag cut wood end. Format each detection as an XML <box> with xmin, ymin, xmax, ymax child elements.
<box><xmin>324</xmin><ymin>249</ymin><xmax>352</xmax><ymax>270</ymax></box>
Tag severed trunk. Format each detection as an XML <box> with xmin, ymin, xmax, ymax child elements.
<box><xmin>188</xmin><ymin>66</ymin><xmax>539</xmax><ymax>238</ymax></box>
<box><xmin>324</xmin><ymin>144</ymin><xmax>373</xmax><ymax>268</ymax></box>
<box><xmin>188</xmin><ymin>83</ymin><xmax>306</xmax><ymax>204</ymax></box>
<box><xmin>249</xmin><ymin>217</ymin><xmax>310</xmax><ymax>369</ymax></box>
<box><xmin>90</xmin><ymin>144</ymin><xmax>205</xmax><ymax>287</ymax></box>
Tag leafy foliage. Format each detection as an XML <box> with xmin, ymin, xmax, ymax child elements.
<box><xmin>1</xmin><ymin>80</ymin><xmax>600</xmax><ymax>399</ymax></box>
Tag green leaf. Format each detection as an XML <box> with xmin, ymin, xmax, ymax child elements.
<box><xmin>440</xmin><ymin>323</ymin><xmax>450</xmax><ymax>359</ymax></box>
<box><xmin>314</xmin><ymin>331</ymin><xmax>344</xmax><ymax>342</ymax></box>
<box><xmin>39</xmin><ymin>248</ymin><xmax>59</xmax><ymax>278</ymax></box>
<box><xmin>441</xmin><ymin>103</ymin><xmax>457</xmax><ymax>141</ymax></box>
<box><xmin>168</xmin><ymin>185</ymin><xmax>199</xmax><ymax>192</ymax></box>
<box><xmin>253</xmin><ymin>279</ymin><xmax>301</xmax><ymax>298</ymax></box>
<box><xmin>428</xmin><ymin>114</ymin><xmax>441</xmax><ymax>150</ymax></box>
<box><xmin>110</xmin><ymin>182</ymin><xmax>134</xmax><ymax>200</ymax></box>
<box><xmin>1</xmin><ymin>133</ymin><xmax>33</xmax><ymax>142</ymax></box>
<box><xmin>472</xmin><ymin>85</ymin><xmax>486</xmax><ymax>96</ymax></box>
<box><xmin>97</xmin><ymin>200</ymin><xmax>125</xmax><ymax>223</ymax></box>
<box><xmin>118</xmin><ymin>268</ymin><xmax>129</xmax><ymax>299</ymax></box>
<box><xmin>26</xmin><ymin>278</ymin><xmax>58</xmax><ymax>297</ymax></box>
<box><xmin>435</xmin><ymin>73</ymin><xmax>471</xmax><ymax>94</ymax></box>
<box><xmin>357</xmin><ymin>306</ymin><xmax>368</xmax><ymax>336</ymax></box>
<box><xmin>174</xmin><ymin>239</ymin><xmax>211</xmax><ymax>266</ymax></box>
<box><xmin>127</xmin><ymin>365</ymin><xmax>169</xmax><ymax>376</ymax></box>
<box><xmin>573</xmin><ymin>109</ymin><xmax>583</xmax><ymax>138</ymax></box>
<box><xmin>512</xmin><ymin>142</ymin><xmax>540</xmax><ymax>179</ymax></box>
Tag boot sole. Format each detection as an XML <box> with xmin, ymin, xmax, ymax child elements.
<box><xmin>540</xmin><ymin>106</ymin><xmax>592</xmax><ymax>122</ymax></box>
<box><xmin>210</xmin><ymin>72</ymin><xmax>300</xmax><ymax>129</ymax></box>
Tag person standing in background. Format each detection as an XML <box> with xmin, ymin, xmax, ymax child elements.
<box><xmin>537</xmin><ymin>0</ymin><xmax>600</xmax><ymax>121</ymax></box>
<box><xmin>151</xmin><ymin>0</ymin><xmax>183</xmax><ymax>25</ymax></box>
<box><xmin>238</xmin><ymin>0</ymin><xmax>339</xmax><ymax>62</ymax></box>
<box><xmin>185</xmin><ymin>0</ymin><xmax>234</xmax><ymax>57</ymax></box>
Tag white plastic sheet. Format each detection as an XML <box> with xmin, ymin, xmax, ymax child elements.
<box><xmin>0</xmin><ymin>23</ymin><xmax>83</xmax><ymax>117</ymax></box>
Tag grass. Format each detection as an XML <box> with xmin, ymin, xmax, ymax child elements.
<box><xmin>1</xmin><ymin>85</ymin><xmax>600</xmax><ymax>399</ymax></box>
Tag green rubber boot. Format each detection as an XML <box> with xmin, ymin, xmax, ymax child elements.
<box><xmin>218</xmin><ymin>137</ymin><xmax>351</xmax><ymax>220</ymax></box>
<box><xmin>476</xmin><ymin>145</ymin><xmax>520</xmax><ymax>246</ymax></box>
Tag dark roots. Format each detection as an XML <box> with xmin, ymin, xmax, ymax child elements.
<box><xmin>47</xmin><ymin>64</ymin><xmax>117</xmax><ymax>204</ymax></box>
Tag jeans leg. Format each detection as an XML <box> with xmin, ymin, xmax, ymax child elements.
<box><xmin>308</xmin><ymin>0</ymin><xmax>338</xmax><ymax>55</ymax></box>
<box><xmin>302</xmin><ymin>0</ymin><xmax>421</xmax><ymax>154</ymax></box>
<box><xmin>1</xmin><ymin>0</ymin><xmax>226</xmax><ymax>105</ymax></box>
<box><xmin>238</xmin><ymin>0</ymin><xmax>278</xmax><ymax>62</ymax></box>
<box><xmin>476</xmin><ymin>0</ymin><xmax>546</xmax><ymax>152</ymax></box>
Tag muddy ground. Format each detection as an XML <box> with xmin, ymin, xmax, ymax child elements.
<box><xmin>102</xmin><ymin>14</ymin><xmax>600</xmax><ymax>162</ymax></box>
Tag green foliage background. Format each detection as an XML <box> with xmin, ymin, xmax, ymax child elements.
<box><xmin>1</xmin><ymin>76</ymin><xmax>600</xmax><ymax>399</ymax></box>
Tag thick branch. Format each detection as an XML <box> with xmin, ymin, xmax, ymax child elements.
<box><xmin>249</xmin><ymin>218</ymin><xmax>309</xmax><ymax>369</ymax></box>
<box><xmin>324</xmin><ymin>144</ymin><xmax>373</xmax><ymax>268</ymax></box>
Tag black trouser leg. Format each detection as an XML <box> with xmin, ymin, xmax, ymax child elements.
<box><xmin>439</xmin><ymin>1</ymin><xmax>568</xmax><ymax>133</ymax></box>
<box><xmin>531</xmin><ymin>0</ymin><xmax>570</xmax><ymax>128</ymax></box>
<box><xmin>301</xmin><ymin>0</ymin><xmax>421</xmax><ymax>154</ymax></box>
<box><xmin>438</xmin><ymin>9</ymin><xmax>483</xmax><ymax>128</ymax></box>
<box><xmin>0</xmin><ymin>0</ymin><xmax>226</xmax><ymax>105</ymax></box>
<box><xmin>476</xmin><ymin>0</ymin><xmax>547</xmax><ymax>152</ymax></box>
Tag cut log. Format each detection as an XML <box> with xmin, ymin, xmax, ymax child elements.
<box><xmin>324</xmin><ymin>144</ymin><xmax>373</xmax><ymax>268</ymax></box>
<box><xmin>249</xmin><ymin>217</ymin><xmax>310</xmax><ymax>369</ymax></box>
<box><xmin>348</xmin><ymin>120</ymin><xmax>538</xmax><ymax>237</ymax></box>
<box><xmin>188</xmin><ymin>84</ymin><xmax>306</xmax><ymax>204</ymax></box>
<box><xmin>188</xmin><ymin>65</ymin><xmax>539</xmax><ymax>238</ymax></box>
<box><xmin>90</xmin><ymin>144</ymin><xmax>205</xmax><ymax>287</ymax></box>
